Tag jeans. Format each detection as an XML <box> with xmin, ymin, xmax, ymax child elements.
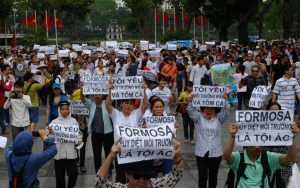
<box><xmin>11</xmin><ymin>125</ymin><xmax>28</xmax><ymax>142</ymax></box>
<box><xmin>0</xmin><ymin>108</ymin><xmax>6</xmax><ymax>131</ymax></box>
<box><xmin>182</xmin><ymin>113</ymin><xmax>194</xmax><ymax>140</ymax></box>
<box><xmin>237</xmin><ymin>92</ymin><xmax>247</xmax><ymax>110</ymax></box>
<box><xmin>196</xmin><ymin>152</ymin><xmax>222</xmax><ymax>188</ymax></box>
<box><xmin>4</xmin><ymin>108</ymin><xmax>10</xmax><ymax>125</ymax></box>
<box><xmin>54</xmin><ymin>159</ymin><xmax>78</xmax><ymax>188</ymax></box>
<box><xmin>91</xmin><ymin>132</ymin><xmax>114</xmax><ymax>173</ymax></box>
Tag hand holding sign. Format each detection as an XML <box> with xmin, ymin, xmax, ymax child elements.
<box><xmin>291</xmin><ymin>122</ymin><xmax>299</xmax><ymax>138</ymax></box>
<box><xmin>229</xmin><ymin>123</ymin><xmax>238</xmax><ymax>138</ymax></box>
<box><xmin>110</xmin><ymin>138</ymin><xmax>121</xmax><ymax>159</ymax></box>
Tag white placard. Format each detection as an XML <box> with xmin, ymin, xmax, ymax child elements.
<box><xmin>82</xmin><ymin>74</ymin><xmax>109</xmax><ymax>95</ymax></box>
<box><xmin>33</xmin><ymin>44</ymin><xmax>40</xmax><ymax>50</ymax></box>
<box><xmin>0</xmin><ymin>136</ymin><xmax>7</xmax><ymax>148</ymax></box>
<box><xmin>140</xmin><ymin>40</ymin><xmax>149</xmax><ymax>50</ymax></box>
<box><xmin>149</xmin><ymin>43</ymin><xmax>156</xmax><ymax>50</ymax></box>
<box><xmin>50</xmin><ymin>54</ymin><xmax>58</xmax><ymax>60</ymax></box>
<box><xmin>37</xmin><ymin>53</ymin><xmax>45</xmax><ymax>59</ymax></box>
<box><xmin>192</xmin><ymin>85</ymin><xmax>226</xmax><ymax>107</ymax></box>
<box><xmin>105</xmin><ymin>41</ymin><xmax>118</xmax><ymax>49</ymax></box>
<box><xmin>49</xmin><ymin>124</ymin><xmax>79</xmax><ymax>143</ymax></box>
<box><xmin>249</xmin><ymin>85</ymin><xmax>271</xmax><ymax>109</ymax></box>
<box><xmin>58</xmin><ymin>50</ymin><xmax>70</xmax><ymax>57</ymax></box>
<box><xmin>199</xmin><ymin>45</ymin><xmax>207</xmax><ymax>52</ymax></box>
<box><xmin>69</xmin><ymin>52</ymin><xmax>78</xmax><ymax>59</ymax></box>
<box><xmin>220</xmin><ymin>41</ymin><xmax>230</xmax><ymax>49</ymax></box>
<box><xmin>82</xmin><ymin>49</ymin><xmax>92</xmax><ymax>56</ymax></box>
<box><xmin>236</xmin><ymin>110</ymin><xmax>293</xmax><ymax>146</ymax></box>
<box><xmin>167</xmin><ymin>44</ymin><xmax>177</xmax><ymax>51</ymax></box>
<box><xmin>69</xmin><ymin>71</ymin><xmax>76</xmax><ymax>80</ymax></box>
<box><xmin>137</xmin><ymin>70</ymin><xmax>157</xmax><ymax>81</ymax></box>
<box><xmin>116</xmin><ymin>49</ymin><xmax>129</xmax><ymax>57</ymax></box>
<box><xmin>34</xmin><ymin>75</ymin><xmax>43</xmax><ymax>83</ymax></box>
<box><xmin>70</xmin><ymin>100</ymin><xmax>89</xmax><ymax>115</ymax></box>
<box><xmin>144</xmin><ymin>116</ymin><xmax>176</xmax><ymax>128</ymax></box>
<box><xmin>111</xmin><ymin>76</ymin><xmax>144</xmax><ymax>99</ymax></box>
<box><xmin>148</xmin><ymin>51</ymin><xmax>160</xmax><ymax>58</ymax></box>
<box><xmin>72</xmin><ymin>44</ymin><xmax>82</xmax><ymax>52</ymax></box>
<box><xmin>116</xmin><ymin>124</ymin><xmax>175</xmax><ymax>164</ymax></box>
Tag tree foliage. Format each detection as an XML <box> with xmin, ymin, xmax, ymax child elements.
<box><xmin>0</xmin><ymin>0</ymin><xmax>13</xmax><ymax>21</ymax></box>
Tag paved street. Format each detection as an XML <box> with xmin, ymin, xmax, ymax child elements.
<box><xmin>1</xmin><ymin>105</ymin><xmax>300</xmax><ymax>188</ymax></box>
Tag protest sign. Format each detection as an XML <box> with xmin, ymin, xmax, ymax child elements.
<box><xmin>69</xmin><ymin>52</ymin><xmax>77</xmax><ymax>59</ymax></box>
<box><xmin>137</xmin><ymin>70</ymin><xmax>157</xmax><ymax>82</ymax></box>
<box><xmin>82</xmin><ymin>74</ymin><xmax>109</xmax><ymax>95</ymax></box>
<box><xmin>249</xmin><ymin>85</ymin><xmax>271</xmax><ymax>109</ymax></box>
<box><xmin>49</xmin><ymin>124</ymin><xmax>79</xmax><ymax>143</ymax></box>
<box><xmin>115</xmin><ymin>124</ymin><xmax>175</xmax><ymax>164</ymax></box>
<box><xmin>0</xmin><ymin>136</ymin><xmax>7</xmax><ymax>148</ymax></box>
<box><xmin>140</xmin><ymin>40</ymin><xmax>149</xmax><ymax>50</ymax></box>
<box><xmin>58</xmin><ymin>49</ymin><xmax>69</xmax><ymax>57</ymax></box>
<box><xmin>167</xmin><ymin>44</ymin><xmax>177</xmax><ymax>51</ymax></box>
<box><xmin>192</xmin><ymin>85</ymin><xmax>226</xmax><ymax>107</ymax></box>
<box><xmin>50</xmin><ymin>54</ymin><xmax>58</xmax><ymax>60</ymax></box>
<box><xmin>105</xmin><ymin>41</ymin><xmax>118</xmax><ymax>49</ymax></box>
<box><xmin>69</xmin><ymin>71</ymin><xmax>76</xmax><ymax>80</ymax></box>
<box><xmin>220</xmin><ymin>41</ymin><xmax>230</xmax><ymax>49</ymax></box>
<box><xmin>82</xmin><ymin>49</ymin><xmax>91</xmax><ymax>56</ymax></box>
<box><xmin>72</xmin><ymin>44</ymin><xmax>82</xmax><ymax>52</ymax></box>
<box><xmin>111</xmin><ymin>76</ymin><xmax>144</xmax><ymax>100</ymax></box>
<box><xmin>225</xmin><ymin>77</ymin><xmax>238</xmax><ymax>103</ymax></box>
<box><xmin>115</xmin><ymin>49</ymin><xmax>128</xmax><ymax>57</ymax></box>
<box><xmin>144</xmin><ymin>116</ymin><xmax>176</xmax><ymax>128</ymax></box>
<box><xmin>148</xmin><ymin>50</ymin><xmax>160</xmax><ymax>58</ymax></box>
<box><xmin>69</xmin><ymin>100</ymin><xmax>89</xmax><ymax>115</ymax></box>
<box><xmin>34</xmin><ymin>75</ymin><xmax>43</xmax><ymax>84</ymax></box>
<box><xmin>37</xmin><ymin>53</ymin><xmax>45</xmax><ymax>59</ymax></box>
<box><xmin>149</xmin><ymin>43</ymin><xmax>156</xmax><ymax>50</ymax></box>
<box><xmin>199</xmin><ymin>45</ymin><xmax>207</xmax><ymax>52</ymax></box>
<box><xmin>236</xmin><ymin>110</ymin><xmax>294</xmax><ymax>146</ymax></box>
<box><xmin>210</xmin><ymin>64</ymin><xmax>236</xmax><ymax>86</ymax></box>
<box><xmin>33</xmin><ymin>44</ymin><xmax>40</xmax><ymax>50</ymax></box>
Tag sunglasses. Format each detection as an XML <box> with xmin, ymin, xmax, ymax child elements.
<box><xmin>132</xmin><ymin>174</ymin><xmax>152</xmax><ymax>180</ymax></box>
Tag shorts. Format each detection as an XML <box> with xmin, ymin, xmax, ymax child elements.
<box><xmin>29</xmin><ymin>107</ymin><xmax>39</xmax><ymax>124</ymax></box>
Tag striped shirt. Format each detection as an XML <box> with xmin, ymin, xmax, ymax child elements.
<box><xmin>273</xmin><ymin>76</ymin><xmax>300</xmax><ymax>110</ymax></box>
<box><xmin>187</xmin><ymin>102</ymin><xmax>230</xmax><ymax>157</ymax></box>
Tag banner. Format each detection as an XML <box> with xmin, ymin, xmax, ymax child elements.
<box><xmin>69</xmin><ymin>100</ymin><xmax>89</xmax><ymax>115</ymax></box>
<box><xmin>137</xmin><ymin>70</ymin><xmax>157</xmax><ymax>81</ymax></box>
<box><xmin>116</xmin><ymin>124</ymin><xmax>175</xmax><ymax>164</ymax></box>
<box><xmin>192</xmin><ymin>85</ymin><xmax>226</xmax><ymax>107</ymax></box>
<box><xmin>111</xmin><ymin>76</ymin><xmax>144</xmax><ymax>99</ymax></box>
<box><xmin>144</xmin><ymin>116</ymin><xmax>176</xmax><ymax>128</ymax></box>
<box><xmin>236</xmin><ymin>110</ymin><xmax>293</xmax><ymax>146</ymax></box>
<box><xmin>82</xmin><ymin>74</ymin><xmax>109</xmax><ymax>95</ymax></box>
<box><xmin>249</xmin><ymin>85</ymin><xmax>271</xmax><ymax>109</ymax></box>
<box><xmin>210</xmin><ymin>64</ymin><xmax>236</xmax><ymax>86</ymax></box>
<box><xmin>49</xmin><ymin>124</ymin><xmax>79</xmax><ymax>143</ymax></box>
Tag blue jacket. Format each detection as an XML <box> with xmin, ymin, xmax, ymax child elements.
<box><xmin>5</xmin><ymin>131</ymin><xmax>57</xmax><ymax>188</ymax></box>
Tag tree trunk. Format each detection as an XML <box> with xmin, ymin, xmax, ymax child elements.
<box><xmin>71</xmin><ymin>14</ymin><xmax>79</xmax><ymax>40</ymax></box>
<box><xmin>255</xmin><ymin>17</ymin><xmax>264</xmax><ymax>39</ymax></box>
<box><xmin>237</xmin><ymin>21</ymin><xmax>249</xmax><ymax>45</ymax></box>
<box><xmin>219</xmin><ymin>25</ymin><xmax>228</xmax><ymax>41</ymax></box>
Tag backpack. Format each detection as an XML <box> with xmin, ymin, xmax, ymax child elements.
<box><xmin>224</xmin><ymin>150</ymin><xmax>271</xmax><ymax>188</ymax></box>
<box><xmin>9</xmin><ymin>154</ymin><xmax>31</xmax><ymax>188</ymax></box>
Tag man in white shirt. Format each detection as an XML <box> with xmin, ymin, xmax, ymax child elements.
<box><xmin>152</xmin><ymin>76</ymin><xmax>173</xmax><ymax>114</ymax></box>
<box><xmin>55</xmin><ymin>67</ymin><xmax>67</xmax><ymax>94</ymax></box>
<box><xmin>243</xmin><ymin>50</ymin><xmax>257</xmax><ymax>75</ymax></box>
<box><xmin>189</xmin><ymin>56</ymin><xmax>208</xmax><ymax>85</ymax></box>
<box><xmin>4</xmin><ymin>81</ymin><xmax>32</xmax><ymax>141</ymax></box>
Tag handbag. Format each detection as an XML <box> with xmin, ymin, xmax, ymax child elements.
<box><xmin>286</xmin><ymin>163</ymin><xmax>300</xmax><ymax>188</ymax></box>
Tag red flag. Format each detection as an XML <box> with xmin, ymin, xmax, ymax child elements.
<box><xmin>184</xmin><ymin>14</ymin><xmax>189</xmax><ymax>25</ymax></box>
<box><xmin>153</xmin><ymin>11</ymin><xmax>159</xmax><ymax>22</ymax></box>
<box><xmin>22</xmin><ymin>16</ymin><xmax>29</xmax><ymax>26</ymax></box>
<box><xmin>195</xmin><ymin>16</ymin><xmax>206</xmax><ymax>27</ymax></box>
<box><xmin>55</xmin><ymin>15</ymin><xmax>63</xmax><ymax>29</ymax></box>
<box><xmin>43</xmin><ymin>14</ymin><xmax>52</xmax><ymax>29</ymax></box>
<box><xmin>22</xmin><ymin>15</ymin><xmax>36</xmax><ymax>27</ymax></box>
<box><xmin>163</xmin><ymin>12</ymin><xmax>169</xmax><ymax>23</ymax></box>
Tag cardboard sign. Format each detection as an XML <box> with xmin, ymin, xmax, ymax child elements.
<box><xmin>115</xmin><ymin>49</ymin><xmax>129</xmax><ymax>57</ymax></box>
<box><xmin>0</xmin><ymin>136</ymin><xmax>7</xmax><ymax>148</ymax></box>
<box><xmin>137</xmin><ymin>70</ymin><xmax>157</xmax><ymax>81</ymax></box>
<box><xmin>249</xmin><ymin>85</ymin><xmax>271</xmax><ymax>109</ymax></box>
<box><xmin>140</xmin><ymin>40</ymin><xmax>149</xmax><ymax>50</ymax></box>
<box><xmin>236</xmin><ymin>110</ymin><xmax>293</xmax><ymax>146</ymax></box>
<box><xmin>58</xmin><ymin>50</ymin><xmax>69</xmax><ymax>57</ymax></box>
<box><xmin>34</xmin><ymin>75</ymin><xmax>43</xmax><ymax>83</ymax></box>
<box><xmin>49</xmin><ymin>124</ymin><xmax>79</xmax><ymax>143</ymax></box>
<box><xmin>82</xmin><ymin>74</ymin><xmax>109</xmax><ymax>95</ymax></box>
<box><xmin>70</xmin><ymin>100</ymin><xmax>89</xmax><ymax>115</ymax></box>
<box><xmin>111</xmin><ymin>76</ymin><xmax>144</xmax><ymax>99</ymax></box>
<box><xmin>192</xmin><ymin>85</ymin><xmax>226</xmax><ymax>107</ymax></box>
<box><xmin>82</xmin><ymin>50</ymin><xmax>91</xmax><ymax>56</ymax></box>
<box><xmin>116</xmin><ymin>124</ymin><xmax>175</xmax><ymax>164</ymax></box>
<box><xmin>72</xmin><ymin>44</ymin><xmax>82</xmax><ymax>52</ymax></box>
<box><xmin>50</xmin><ymin>54</ymin><xmax>58</xmax><ymax>60</ymax></box>
<box><xmin>105</xmin><ymin>41</ymin><xmax>118</xmax><ymax>49</ymax></box>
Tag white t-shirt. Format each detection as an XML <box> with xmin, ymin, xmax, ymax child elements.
<box><xmin>233</xmin><ymin>73</ymin><xmax>248</xmax><ymax>92</ymax></box>
<box><xmin>110</xmin><ymin>108</ymin><xmax>142</xmax><ymax>128</ymax></box>
<box><xmin>295</xmin><ymin>61</ymin><xmax>300</xmax><ymax>79</ymax></box>
<box><xmin>152</xmin><ymin>87</ymin><xmax>172</xmax><ymax>114</ymax></box>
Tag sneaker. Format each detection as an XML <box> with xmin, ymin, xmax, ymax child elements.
<box><xmin>80</xmin><ymin>166</ymin><xmax>87</xmax><ymax>173</ymax></box>
<box><xmin>190</xmin><ymin>140</ymin><xmax>195</xmax><ymax>145</ymax></box>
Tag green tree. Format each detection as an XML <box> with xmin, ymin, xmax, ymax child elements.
<box><xmin>0</xmin><ymin>0</ymin><xmax>13</xmax><ymax>33</ymax></box>
<box><xmin>19</xmin><ymin>26</ymin><xmax>47</xmax><ymax>46</ymax></box>
<box><xmin>123</xmin><ymin>0</ymin><xmax>163</xmax><ymax>40</ymax></box>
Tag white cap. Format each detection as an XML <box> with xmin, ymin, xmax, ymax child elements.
<box><xmin>248</xmin><ymin>50</ymin><xmax>254</xmax><ymax>56</ymax></box>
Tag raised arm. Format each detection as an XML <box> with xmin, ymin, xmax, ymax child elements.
<box><xmin>223</xmin><ymin>123</ymin><xmax>238</xmax><ymax>165</ymax></box>
<box><xmin>106</xmin><ymin>80</ymin><xmax>113</xmax><ymax>115</ymax></box>
<box><xmin>140</xmin><ymin>82</ymin><xmax>149</xmax><ymax>115</ymax></box>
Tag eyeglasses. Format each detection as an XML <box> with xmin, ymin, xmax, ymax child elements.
<box><xmin>132</xmin><ymin>174</ymin><xmax>152</xmax><ymax>180</ymax></box>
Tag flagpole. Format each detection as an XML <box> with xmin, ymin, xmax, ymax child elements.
<box><xmin>45</xmin><ymin>10</ymin><xmax>49</xmax><ymax>38</ymax></box>
<box><xmin>162</xmin><ymin>8</ymin><xmax>165</xmax><ymax>35</ymax></box>
<box><xmin>4</xmin><ymin>21</ymin><xmax>7</xmax><ymax>46</ymax></box>
<box><xmin>154</xmin><ymin>8</ymin><xmax>157</xmax><ymax>44</ymax></box>
<box><xmin>35</xmin><ymin>10</ymin><xmax>37</xmax><ymax>32</ymax></box>
<box><xmin>173</xmin><ymin>8</ymin><xmax>176</xmax><ymax>31</ymax></box>
<box><xmin>193</xmin><ymin>17</ymin><xmax>196</xmax><ymax>40</ymax></box>
<box><xmin>201</xmin><ymin>15</ymin><xmax>204</xmax><ymax>44</ymax></box>
<box><xmin>54</xmin><ymin>9</ymin><xmax>58</xmax><ymax>49</ymax></box>
<box><xmin>182</xmin><ymin>8</ymin><xmax>184</xmax><ymax>30</ymax></box>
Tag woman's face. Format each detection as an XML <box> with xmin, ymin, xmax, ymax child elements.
<box><xmin>60</xmin><ymin>105</ymin><xmax>70</xmax><ymax>118</ymax></box>
<box><xmin>203</xmin><ymin>107</ymin><xmax>216</xmax><ymax>119</ymax></box>
<box><xmin>98</xmin><ymin>61</ymin><xmax>103</xmax><ymax>68</ymax></box>
<box><xmin>269</xmin><ymin>104</ymin><xmax>280</xmax><ymax>110</ymax></box>
<box><xmin>151</xmin><ymin>101</ymin><xmax>164</xmax><ymax>116</ymax></box>
<box><xmin>122</xmin><ymin>101</ymin><xmax>135</xmax><ymax>115</ymax></box>
<box><xmin>126</xmin><ymin>174</ymin><xmax>150</xmax><ymax>188</ymax></box>
<box><xmin>53</xmin><ymin>88</ymin><xmax>61</xmax><ymax>96</ymax></box>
